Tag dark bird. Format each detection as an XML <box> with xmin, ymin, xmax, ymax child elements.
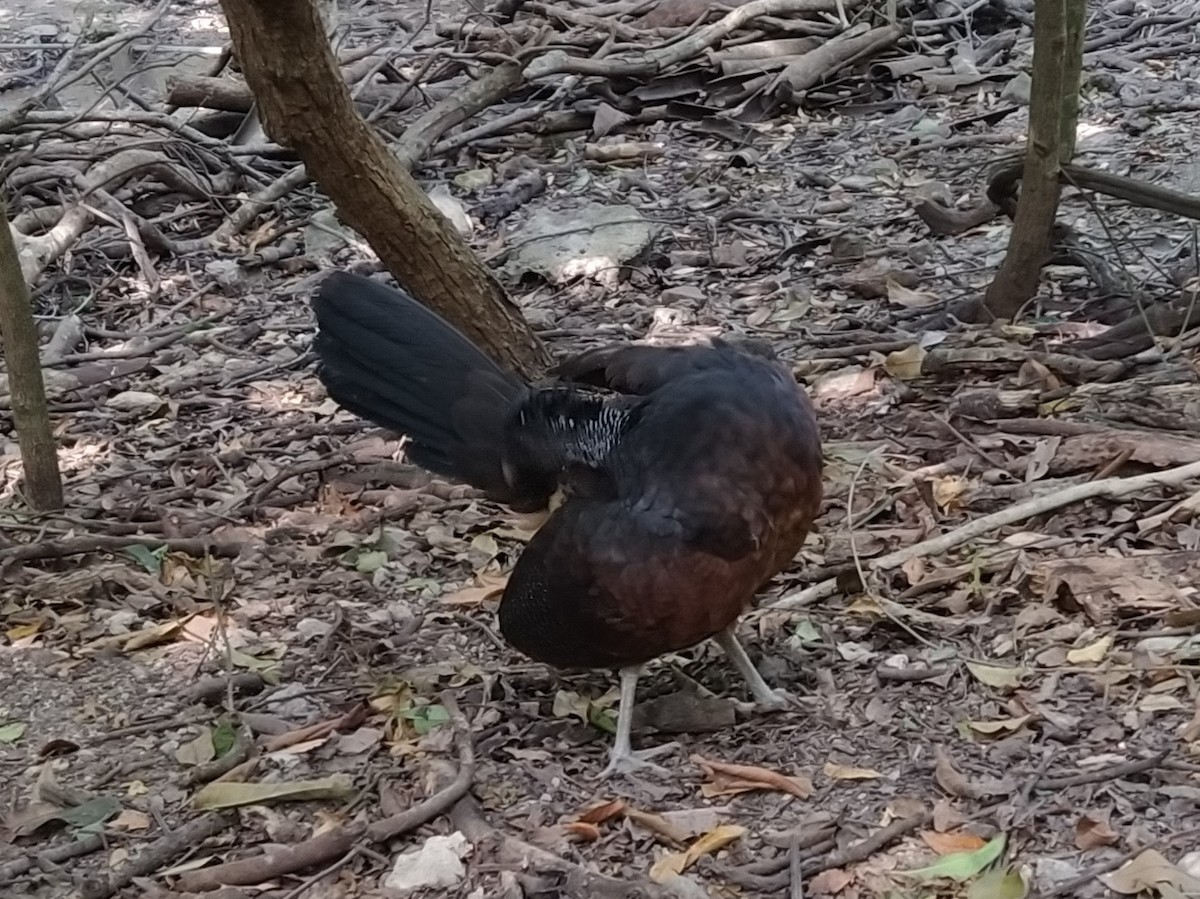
<box><xmin>311</xmin><ymin>271</ymin><xmax>823</xmax><ymax>776</ymax></box>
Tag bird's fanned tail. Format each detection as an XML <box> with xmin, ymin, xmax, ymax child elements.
<box><xmin>311</xmin><ymin>272</ymin><xmax>629</xmax><ymax>512</ymax></box>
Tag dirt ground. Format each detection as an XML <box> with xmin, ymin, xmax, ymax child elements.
<box><xmin>4</xmin><ymin>0</ymin><xmax>1200</xmax><ymax>897</ymax></box>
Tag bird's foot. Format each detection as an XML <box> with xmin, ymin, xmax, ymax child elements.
<box><xmin>597</xmin><ymin>741</ymin><xmax>679</xmax><ymax>780</ymax></box>
<box><xmin>755</xmin><ymin>687</ymin><xmax>800</xmax><ymax>712</ymax></box>
<box><xmin>731</xmin><ymin>688</ymin><xmax>800</xmax><ymax>715</ymax></box>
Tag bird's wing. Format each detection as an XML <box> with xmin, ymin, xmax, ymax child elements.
<box><xmin>552</xmin><ymin>340</ymin><xmax>763</xmax><ymax>395</ymax></box>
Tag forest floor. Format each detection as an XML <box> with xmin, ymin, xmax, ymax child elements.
<box><xmin>4</xmin><ymin>0</ymin><xmax>1200</xmax><ymax>897</ymax></box>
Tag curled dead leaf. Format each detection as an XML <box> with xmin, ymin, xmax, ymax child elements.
<box><xmin>1074</xmin><ymin>814</ymin><xmax>1119</xmax><ymax>850</ymax></box>
<box><xmin>934</xmin><ymin>747</ymin><xmax>979</xmax><ymax>799</ymax></box>
<box><xmin>564</xmin><ymin>821</ymin><xmax>601</xmax><ymax>842</ymax></box>
<box><xmin>691</xmin><ymin>754</ymin><xmax>813</xmax><ymax>799</ymax></box>
<box><xmin>823</xmin><ymin>761</ymin><xmax>883</xmax><ymax>781</ymax></box>
<box><xmin>577</xmin><ymin>798</ymin><xmax>626</xmax><ymax>825</ymax></box>
<box><xmin>921</xmin><ymin>829</ymin><xmax>987</xmax><ymax>855</ymax></box>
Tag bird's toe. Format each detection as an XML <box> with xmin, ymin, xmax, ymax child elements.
<box><xmin>597</xmin><ymin>741</ymin><xmax>679</xmax><ymax>780</ymax></box>
<box><xmin>758</xmin><ymin>687</ymin><xmax>799</xmax><ymax>711</ymax></box>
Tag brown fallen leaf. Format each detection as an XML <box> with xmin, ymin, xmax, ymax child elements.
<box><xmin>921</xmin><ymin>829</ymin><xmax>987</xmax><ymax>855</ymax></box>
<box><xmin>649</xmin><ymin>824</ymin><xmax>746</xmax><ymax>883</ymax></box>
<box><xmin>934</xmin><ymin>747</ymin><xmax>979</xmax><ymax>799</ymax></box>
<box><xmin>809</xmin><ymin>867</ymin><xmax>855</xmax><ymax>895</ymax></box>
<box><xmin>577</xmin><ymin>798</ymin><xmax>626</xmax><ymax>826</ymax></box>
<box><xmin>691</xmin><ymin>754</ymin><xmax>813</xmax><ymax>799</ymax></box>
<box><xmin>1075</xmin><ymin>813</ymin><xmax>1119</xmax><ymax>850</ymax></box>
<box><xmin>1101</xmin><ymin>848</ymin><xmax>1200</xmax><ymax>894</ymax></box>
<box><xmin>564</xmin><ymin>821</ymin><xmax>601</xmax><ymax>842</ymax></box>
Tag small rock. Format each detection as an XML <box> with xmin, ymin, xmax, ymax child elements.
<box><xmin>427</xmin><ymin>184</ymin><xmax>472</xmax><ymax>237</ymax></box>
<box><xmin>453</xmin><ymin>168</ymin><xmax>493</xmax><ymax>191</ymax></box>
<box><xmin>106</xmin><ymin>391</ymin><xmax>165</xmax><ymax>414</ymax></box>
<box><xmin>1001</xmin><ymin>71</ymin><xmax>1032</xmax><ymax>105</ymax></box>
<box><xmin>204</xmin><ymin>259</ymin><xmax>242</xmax><ymax>288</ymax></box>
<box><xmin>383</xmin><ymin>832</ymin><xmax>469</xmax><ymax>894</ymax></box>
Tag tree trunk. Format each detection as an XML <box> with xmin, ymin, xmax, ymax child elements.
<box><xmin>216</xmin><ymin>0</ymin><xmax>551</xmax><ymax>378</ymax></box>
<box><xmin>0</xmin><ymin>195</ymin><xmax>64</xmax><ymax>511</ymax></box>
<box><xmin>982</xmin><ymin>0</ymin><xmax>1086</xmax><ymax>321</ymax></box>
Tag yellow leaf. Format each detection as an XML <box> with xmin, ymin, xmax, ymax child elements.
<box><xmin>6</xmin><ymin>622</ymin><xmax>42</xmax><ymax>641</ymax></box>
<box><xmin>125</xmin><ymin>780</ymin><xmax>148</xmax><ymax>797</ymax></box>
<box><xmin>649</xmin><ymin>824</ymin><xmax>746</xmax><ymax>883</ymax></box>
<box><xmin>932</xmin><ymin>475</ymin><xmax>969</xmax><ymax>511</ymax></box>
<box><xmin>192</xmin><ymin>775</ymin><xmax>354</xmax><ymax>810</ymax></box>
<box><xmin>439</xmin><ymin>572</ymin><xmax>508</xmax><ymax>606</ymax></box>
<box><xmin>1066</xmin><ymin>634</ymin><xmax>1113</xmax><ymax>665</ymax></box>
<box><xmin>883</xmin><ymin>344</ymin><xmax>927</xmax><ymax>380</ymax></box>
<box><xmin>122</xmin><ymin>620</ymin><xmax>182</xmax><ymax>651</ymax></box>
<box><xmin>824</xmin><ymin>762</ymin><xmax>883</xmax><ymax>780</ymax></box>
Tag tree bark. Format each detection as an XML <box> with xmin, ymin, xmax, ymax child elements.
<box><xmin>0</xmin><ymin>195</ymin><xmax>64</xmax><ymax>511</ymax></box>
<box><xmin>216</xmin><ymin>0</ymin><xmax>551</xmax><ymax>378</ymax></box>
<box><xmin>982</xmin><ymin>0</ymin><xmax>1086</xmax><ymax>321</ymax></box>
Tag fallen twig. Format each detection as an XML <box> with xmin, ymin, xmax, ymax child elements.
<box><xmin>1035</xmin><ymin>749</ymin><xmax>1170</xmax><ymax>791</ymax></box>
<box><xmin>526</xmin><ymin>0</ymin><xmax>855</xmax><ymax>78</ymax></box>
<box><xmin>367</xmin><ymin>692</ymin><xmax>476</xmax><ymax>842</ymax></box>
<box><xmin>0</xmin><ymin>833</ymin><xmax>105</xmax><ymax>885</ymax></box>
<box><xmin>767</xmin><ymin>458</ymin><xmax>1200</xmax><ymax>611</ymax></box>
<box><xmin>0</xmin><ymin>535</ymin><xmax>248</xmax><ymax>578</ymax></box>
<box><xmin>174</xmin><ymin>693</ymin><xmax>474</xmax><ymax>890</ymax></box>
<box><xmin>79</xmin><ymin>812</ymin><xmax>236</xmax><ymax>899</ymax></box>
<box><xmin>175</xmin><ymin>823</ymin><xmax>365</xmax><ymax>892</ymax></box>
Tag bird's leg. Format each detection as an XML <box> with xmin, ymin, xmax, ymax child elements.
<box><xmin>715</xmin><ymin>626</ymin><xmax>794</xmax><ymax>711</ymax></box>
<box><xmin>597</xmin><ymin>666</ymin><xmax>677</xmax><ymax>779</ymax></box>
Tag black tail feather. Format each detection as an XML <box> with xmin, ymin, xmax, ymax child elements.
<box><xmin>312</xmin><ymin>272</ymin><xmax>526</xmax><ymax>500</ymax></box>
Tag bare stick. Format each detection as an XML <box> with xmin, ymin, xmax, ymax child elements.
<box><xmin>80</xmin><ymin>813</ymin><xmax>236</xmax><ymax>899</ymax></box>
<box><xmin>175</xmin><ymin>824</ymin><xmax>365</xmax><ymax>892</ymax></box>
<box><xmin>526</xmin><ymin>0</ymin><xmax>854</xmax><ymax>78</ymax></box>
<box><xmin>768</xmin><ymin>458</ymin><xmax>1200</xmax><ymax>611</ymax></box>
<box><xmin>0</xmin><ymin>535</ymin><xmax>247</xmax><ymax>577</ymax></box>
<box><xmin>367</xmin><ymin>692</ymin><xmax>476</xmax><ymax>841</ymax></box>
<box><xmin>1036</xmin><ymin>749</ymin><xmax>1169</xmax><ymax>791</ymax></box>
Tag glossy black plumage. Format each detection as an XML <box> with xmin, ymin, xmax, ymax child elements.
<box><xmin>311</xmin><ymin>270</ymin><xmax>822</xmax><ymax>680</ymax></box>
